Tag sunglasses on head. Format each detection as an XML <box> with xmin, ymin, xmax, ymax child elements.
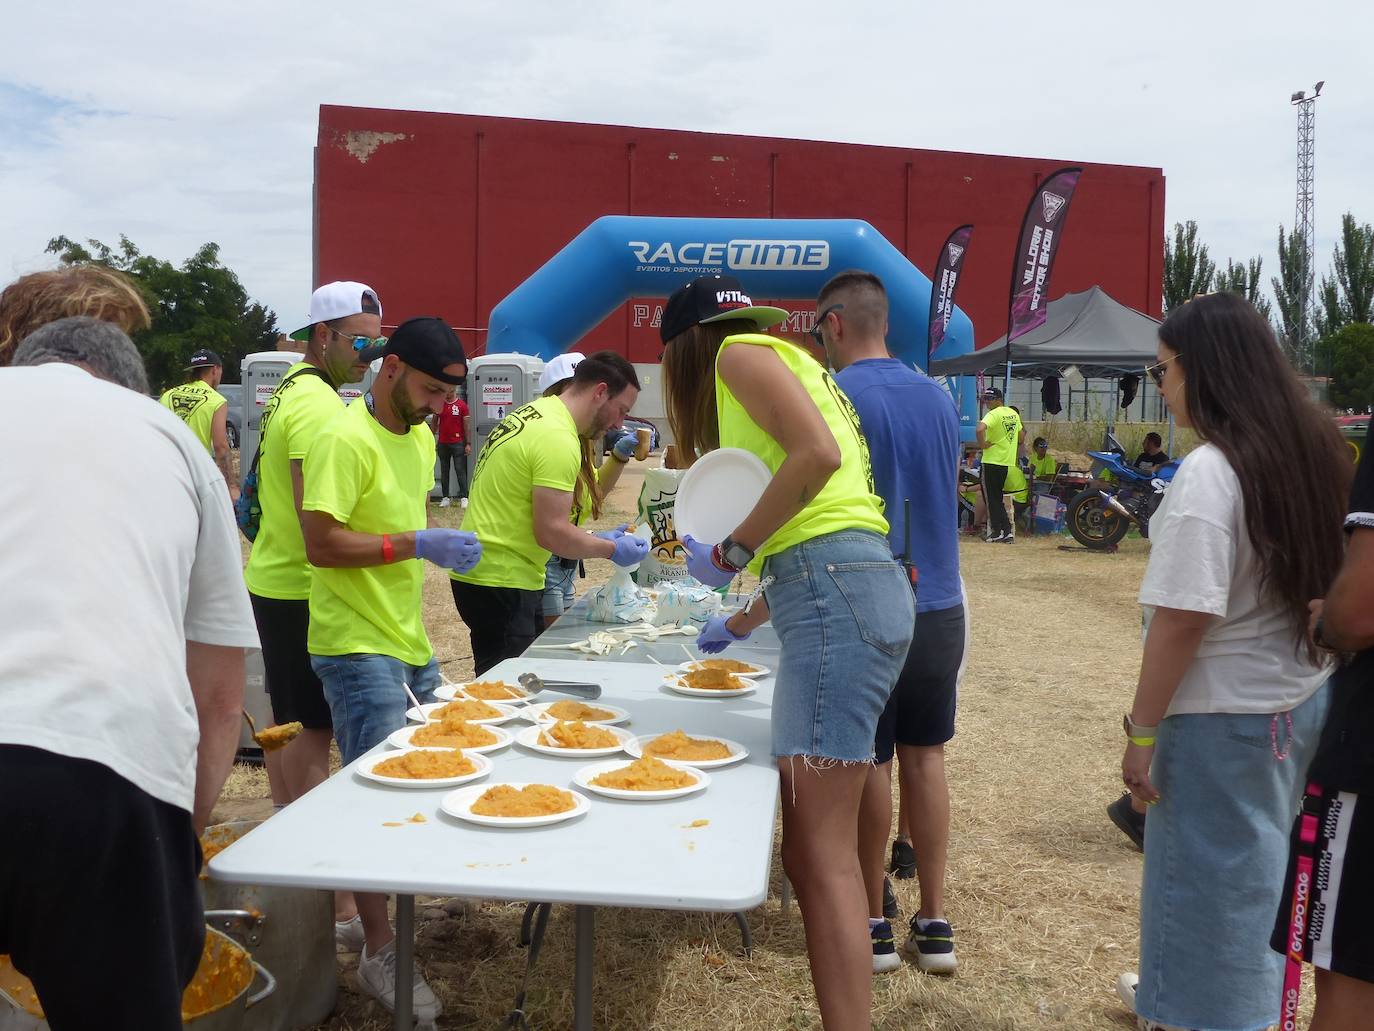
<box><xmin>810</xmin><ymin>304</ymin><xmax>844</xmax><ymax>347</ymax></box>
<box><xmin>327</xmin><ymin>325</ymin><xmax>387</xmax><ymax>352</ymax></box>
<box><xmin>1145</xmin><ymin>352</ymin><xmax>1180</xmax><ymax>389</ymax></box>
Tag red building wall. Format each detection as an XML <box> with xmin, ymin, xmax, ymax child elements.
<box><xmin>314</xmin><ymin>105</ymin><xmax>1164</xmax><ymax>362</ymax></box>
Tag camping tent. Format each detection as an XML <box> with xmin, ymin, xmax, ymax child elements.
<box><xmin>929</xmin><ymin>286</ymin><xmax>1161</xmax><ymax>380</ymax></box>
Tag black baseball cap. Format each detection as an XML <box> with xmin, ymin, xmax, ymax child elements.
<box><xmin>980</xmin><ymin>386</ymin><xmax>1004</xmax><ymax>401</ymax></box>
<box><xmin>1033</xmin><ymin>437</ymin><xmax>1048</xmax><ymax>449</ymax></box>
<box><xmin>660</xmin><ymin>274</ymin><xmax>788</xmax><ymax>344</ymax></box>
<box><xmin>187</xmin><ymin>348</ymin><xmax>222</xmax><ymax>369</ymax></box>
<box><xmin>360</xmin><ymin>317</ymin><xmax>466</xmax><ymax>384</ymax></box>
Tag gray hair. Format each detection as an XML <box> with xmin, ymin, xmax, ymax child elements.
<box><xmin>12</xmin><ymin>316</ymin><xmax>149</xmax><ymax>394</ymax></box>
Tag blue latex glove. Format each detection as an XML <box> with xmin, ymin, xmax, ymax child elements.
<box><xmin>414</xmin><ymin>529</ymin><xmax>482</xmax><ymax>573</ymax></box>
<box><xmin>595</xmin><ymin>525</ymin><xmax>650</xmax><ymax>567</ymax></box>
<box><xmin>696</xmin><ymin>614</ymin><xmax>750</xmax><ymax>654</ymax></box>
<box><xmin>611</xmin><ymin>430</ymin><xmax>638</xmax><ymax>461</ymax></box>
<box><xmin>682</xmin><ymin>534</ymin><xmax>737</xmax><ymax>588</ymax></box>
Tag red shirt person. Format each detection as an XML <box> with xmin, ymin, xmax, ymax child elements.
<box><xmin>434</xmin><ymin>396</ymin><xmax>470</xmax><ymax>507</ymax></box>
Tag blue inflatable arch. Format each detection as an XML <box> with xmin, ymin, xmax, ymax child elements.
<box><xmin>485</xmin><ymin>216</ymin><xmax>979</xmax><ymax>432</ymax></box>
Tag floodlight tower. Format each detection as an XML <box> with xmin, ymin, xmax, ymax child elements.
<box><xmin>1290</xmin><ymin>81</ymin><xmax>1322</xmax><ymax>371</ymax></box>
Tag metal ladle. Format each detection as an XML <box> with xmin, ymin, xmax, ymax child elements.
<box><xmin>516</xmin><ymin>673</ymin><xmax>602</xmax><ymax>700</ymax></box>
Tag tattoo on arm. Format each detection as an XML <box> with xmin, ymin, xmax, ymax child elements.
<box><xmin>798</xmin><ymin>485</ymin><xmax>810</xmax><ymax>506</ymax></box>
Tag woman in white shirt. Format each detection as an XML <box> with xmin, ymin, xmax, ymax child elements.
<box><xmin>1118</xmin><ymin>293</ymin><xmax>1351</xmax><ymax>1031</ymax></box>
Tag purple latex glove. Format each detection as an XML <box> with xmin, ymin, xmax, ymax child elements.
<box><xmin>595</xmin><ymin>525</ymin><xmax>650</xmax><ymax>567</ymax></box>
<box><xmin>414</xmin><ymin>528</ymin><xmax>482</xmax><ymax>573</ymax></box>
<box><xmin>696</xmin><ymin>614</ymin><xmax>750</xmax><ymax>654</ymax></box>
<box><xmin>682</xmin><ymin>534</ymin><xmax>736</xmax><ymax>588</ymax></box>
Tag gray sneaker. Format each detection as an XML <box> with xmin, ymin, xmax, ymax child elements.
<box><xmin>334</xmin><ymin>914</ymin><xmax>366</xmax><ymax>953</ymax></box>
<box><xmin>357</xmin><ymin>939</ymin><xmax>442</xmax><ymax>1021</ymax></box>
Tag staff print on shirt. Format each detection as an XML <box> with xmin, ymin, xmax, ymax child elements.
<box><xmin>472</xmin><ymin>402</ymin><xmax>543</xmax><ymax>480</ymax></box>
<box><xmin>166</xmin><ymin>386</ymin><xmax>208</xmax><ymax>420</ymax></box>
<box><xmin>821</xmin><ymin>370</ymin><xmax>877</xmax><ymax>494</ymax></box>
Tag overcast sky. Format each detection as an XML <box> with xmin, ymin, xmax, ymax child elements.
<box><xmin>3</xmin><ymin>1</ymin><xmax>1371</xmax><ymax>332</ymax></box>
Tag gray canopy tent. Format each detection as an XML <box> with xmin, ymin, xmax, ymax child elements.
<box><xmin>929</xmin><ymin>285</ymin><xmax>1171</xmax><ymax>450</ymax></box>
<box><xmin>929</xmin><ymin>285</ymin><xmax>1162</xmax><ymax>380</ymax></box>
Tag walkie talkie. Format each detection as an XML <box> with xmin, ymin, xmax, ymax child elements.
<box><xmin>900</xmin><ymin>498</ymin><xmax>919</xmax><ymax>596</ymax></box>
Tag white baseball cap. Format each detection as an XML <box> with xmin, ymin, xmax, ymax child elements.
<box><xmin>538</xmin><ymin>351</ymin><xmax>585</xmax><ymax>393</ymax></box>
<box><xmin>289</xmin><ymin>281</ymin><xmax>382</xmax><ymax>341</ymax></box>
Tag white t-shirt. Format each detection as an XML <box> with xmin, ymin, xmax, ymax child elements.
<box><xmin>0</xmin><ymin>364</ymin><xmax>259</xmax><ymax>812</ymax></box>
<box><xmin>1138</xmin><ymin>442</ymin><xmax>1327</xmax><ymax>716</ymax></box>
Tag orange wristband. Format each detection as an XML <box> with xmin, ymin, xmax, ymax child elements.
<box><xmin>380</xmin><ymin>533</ymin><xmax>395</xmax><ymax>564</ymax></box>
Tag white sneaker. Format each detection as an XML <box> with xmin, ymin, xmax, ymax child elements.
<box><xmin>357</xmin><ymin>939</ymin><xmax>442</xmax><ymax>1021</ymax></box>
<box><xmin>335</xmin><ymin>914</ymin><xmax>366</xmax><ymax>953</ymax></box>
<box><xmin>459</xmin><ymin>497</ymin><xmax>468</xmax><ymax>509</ymax></box>
<box><xmin>439</xmin><ymin>496</ymin><xmax>451</xmax><ymax>508</ymax></box>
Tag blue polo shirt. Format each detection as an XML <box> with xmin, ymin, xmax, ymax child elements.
<box><xmin>834</xmin><ymin>358</ymin><xmax>962</xmax><ymax>613</ymax></box>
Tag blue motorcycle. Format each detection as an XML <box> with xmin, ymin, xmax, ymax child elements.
<box><xmin>1066</xmin><ymin>450</ymin><xmax>1178</xmax><ymax>549</ymax></box>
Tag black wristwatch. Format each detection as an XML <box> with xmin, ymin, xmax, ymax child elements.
<box><xmin>718</xmin><ymin>535</ymin><xmax>756</xmax><ymax>572</ymax></box>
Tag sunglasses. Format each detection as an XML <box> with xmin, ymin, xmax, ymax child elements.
<box><xmin>810</xmin><ymin>304</ymin><xmax>844</xmax><ymax>347</ymax></box>
<box><xmin>1145</xmin><ymin>352</ymin><xmax>1180</xmax><ymax>389</ymax></box>
<box><xmin>327</xmin><ymin>325</ymin><xmax>387</xmax><ymax>352</ymax></box>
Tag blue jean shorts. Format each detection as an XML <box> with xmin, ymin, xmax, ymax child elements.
<box><xmin>1137</xmin><ymin>682</ymin><xmax>1330</xmax><ymax>1031</ymax></box>
<box><xmin>543</xmin><ymin>554</ymin><xmax>577</xmax><ymax>618</ymax></box>
<box><xmin>761</xmin><ymin>530</ymin><xmax>915</xmax><ymax>762</ymax></box>
<box><xmin>310</xmin><ymin>653</ymin><xmax>440</xmax><ymax>766</ymax></box>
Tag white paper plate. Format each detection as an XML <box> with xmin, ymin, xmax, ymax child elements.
<box><xmin>406</xmin><ymin>700</ymin><xmax>520</xmax><ymax>725</ymax></box>
<box><xmin>357</xmin><ymin>747</ymin><xmax>493</xmax><ymax>789</ymax></box>
<box><xmin>387</xmin><ymin>723</ymin><xmax>514</xmax><ymax>754</ymax></box>
<box><xmin>433</xmin><ymin>680</ymin><xmax>531</xmax><ymax>704</ymax></box>
<box><xmin>515</xmin><ymin>722</ymin><xmax>635</xmax><ymax>758</ymax></box>
<box><xmin>675</xmin><ymin>660</ymin><xmax>771</xmax><ymax>679</ymax></box>
<box><xmin>624</xmin><ymin>733</ymin><xmax>749</xmax><ymax>769</ymax></box>
<box><xmin>440</xmin><ymin>782</ymin><xmax>590</xmax><ymax>828</ymax></box>
<box><xmin>662</xmin><ymin>673</ymin><xmax>757</xmax><ymax>699</ymax></box>
<box><xmin>674</xmin><ymin>447</ymin><xmax>772</xmax><ymax>545</ymax></box>
<box><xmin>574</xmin><ymin>759</ymin><xmax>710</xmax><ymax>801</ymax></box>
<box><xmin>521</xmin><ymin>701</ymin><xmax>631</xmax><ymax>725</ymax></box>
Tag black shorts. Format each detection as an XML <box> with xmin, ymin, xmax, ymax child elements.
<box><xmin>1270</xmin><ymin>785</ymin><xmax>1374</xmax><ymax>984</ymax></box>
<box><xmin>0</xmin><ymin>745</ymin><xmax>204</xmax><ymax>1031</ymax></box>
<box><xmin>251</xmin><ymin>593</ymin><xmax>332</xmax><ymax>730</ymax></box>
<box><xmin>450</xmin><ymin>579</ymin><xmax>544</xmax><ymax>676</ymax></box>
<box><xmin>875</xmin><ymin>603</ymin><xmax>965</xmax><ymax>763</ymax></box>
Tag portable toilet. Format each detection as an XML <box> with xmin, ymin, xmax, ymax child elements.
<box><xmin>466</xmin><ymin>353</ymin><xmax>545</xmax><ymax>480</ymax></box>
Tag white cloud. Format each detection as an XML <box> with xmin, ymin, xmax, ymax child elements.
<box><xmin>3</xmin><ymin>0</ymin><xmax>1372</xmax><ymax>331</ymax></box>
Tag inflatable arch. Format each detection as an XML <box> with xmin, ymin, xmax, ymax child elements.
<box><xmin>486</xmin><ymin>216</ymin><xmax>980</xmax><ymax>434</ymax></box>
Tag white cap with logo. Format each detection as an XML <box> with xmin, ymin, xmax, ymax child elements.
<box><xmin>289</xmin><ymin>281</ymin><xmax>382</xmax><ymax>341</ymax></box>
<box><xmin>537</xmin><ymin>351</ymin><xmax>585</xmax><ymax>393</ymax></box>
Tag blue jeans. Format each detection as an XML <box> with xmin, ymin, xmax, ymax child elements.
<box><xmin>1137</xmin><ymin>682</ymin><xmax>1330</xmax><ymax>1031</ymax></box>
<box><xmin>542</xmin><ymin>553</ymin><xmax>577</xmax><ymax>618</ymax></box>
<box><xmin>310</xmin><ymin>653</ymin><xmax>440</xmax><ymax>766</ymax></box>
<box><xmin>761</xmin><ymin>530</ymin><xmax>914</xmax><ymax>762</ymax></box>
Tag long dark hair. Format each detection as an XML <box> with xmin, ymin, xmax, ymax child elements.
<box><xmin>1157</xmin><ymin>293</ymin><xmax>1351</xmax><ymax>663</ymax></box>
<box><xmin>660</xmin><ymin>318</ymin><xmax>757</xmax><ymax>463</ymax></box>
<box><xmin>542</xmin><ymin>379</ymin><xmax>603</xmax><ymax>522</ymax></box>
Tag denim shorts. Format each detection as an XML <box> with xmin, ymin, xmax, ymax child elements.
<box><xmin>542</xmin><ymin>554</ymin><xmax>577</xmax><ymax>618</ymax></box>
<box><xmin>761</xmin><ymin>530</ymin><xmax>914</xmax><ymax>762</ymax></box>
<box><xmin>1137</xmin><ymin>682</ymin><xmax>1330</xmax><ymax>1031</ymax></box>
<box><xmin>310</xmin><ymin>652</ymin><xmax>441</xmax><ymax>766</ymax></box>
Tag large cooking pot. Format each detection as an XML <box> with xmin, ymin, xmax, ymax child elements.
<box><xmin>200</xmin><ymin>820</ymin><xmax>337</xmax><ymax>1030</ymax></box>
<box><xmin>0</xmin><ymin>927</ymin><xmax>273</xmax><ymax>1031</ymax></box>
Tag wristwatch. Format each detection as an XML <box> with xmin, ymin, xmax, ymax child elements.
<box><xmin>1123</xmin><ymin>713</ymin><xmax>1158</xmax><ymax>742</ymax></box>
<box><xmin>716</xmin><ymin>535</ymin><xmax>756</xmax><ymax>572</ymax></box>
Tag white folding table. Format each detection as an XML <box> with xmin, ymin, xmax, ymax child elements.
<box><xmin>209</xmin><ymin>655</ymin><xmax>779</xmax><ymax>1029</ymax></box>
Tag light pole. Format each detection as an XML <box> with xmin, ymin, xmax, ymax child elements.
<box><xmin>1291</xmin><ymin>81</ymin><xmax>1323</xmax><ymax>374</ymax></box>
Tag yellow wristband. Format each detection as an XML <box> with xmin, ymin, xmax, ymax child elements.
<box><xmin>1127</xmin><ymin>735</ymin><xmax>1156</xmax><ymax>747</ymax></box>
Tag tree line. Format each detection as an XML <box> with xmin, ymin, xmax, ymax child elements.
<box><xmin>44</xmin><ymin>235</ymin><xmax>279</xmax><ymax>392</ymax></box>
<box><xmin>1163</xmin><ymin>215</ymin><xmax>1374</xmax><ymax>410</ymax></box>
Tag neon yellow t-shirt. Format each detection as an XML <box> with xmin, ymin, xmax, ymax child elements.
<box><xmin>158</xmin><ymin>380</ymin><xmax>225</xmax><ymax>453</ymax></box>
<box><xmin>302</xmin><ymin>396</ymin><xmax>437</xmax><ymax>665</ymax></box>
<box><xmin>1004</xmin><ymin>464</ymin><xmax>1030</xmax><ymax>504</ymax></box>
<box><xmin>243</xmin><ymin>364</ymin><xmax>343</xmax><ymax>600</ymax></box>
<box><xmin>1031</xmin><ymin>452</ymin><xmax>1057</xmax><ymax>479</ymax></box>
<box><xmin>453</xmin><ymin>395</ymin><xmax>581</xmax><ymax>591</ymax></box>
<box><xmin>714</xmin><ymin>333</ymin><xmax>888</xmax><ymax>569</ymax></box>
<box><xmin>979</xmin><ymin>405</ymin><xmax>1021</xmax><ymax>468</ymax></box>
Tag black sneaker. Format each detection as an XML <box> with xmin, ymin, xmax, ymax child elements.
<box><xmin>904</xmin><ymin>916</ymin><xmax>957</xmax><ymax>974</ymax></box>
<box><xmin>889</xmin><ymin>839</ymin><xmax>916</xmax><ymax>880</ymax></box>
<box><xmin>871</xmin><ymin>919</ymin><xmax>900</xmax><ymax>974</ymax></box>
<box><xmin>1107</xmin><ymin>793</ymin><xmax>1146</xmax><ymax>852</ymax></box>
<box><xmin>882</xmin><ymin>876</ymin><xmax>899</xmax><ymax>921</ymax></box>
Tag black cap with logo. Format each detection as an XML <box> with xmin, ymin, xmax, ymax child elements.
<box><xmin>187</xmin><ymin>348</ymin><xmax>222</xmax><ymax>369</ymax></box>
<box><xmin>359</xmin><ymin>317</ymin><xmax>467</xmax><ymax>384</ymax></box>
<box><xmin>980</xmin><ymin>386</ymin><xmax>1004</xmax><ymax>401</ymax></box>
<box><xmin>659</xmin><ymin>274</ymin><xmax>789</xmax><ymax>344</ymax></box>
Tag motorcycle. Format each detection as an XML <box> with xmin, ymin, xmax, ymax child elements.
<box><xmin>1066</xmin><ymin>450</ymin><xmax>1178</xmax><ymax>549</ymax></box>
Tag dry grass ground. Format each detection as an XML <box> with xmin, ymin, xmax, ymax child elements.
<box><xmin>218</xmin><ymin>466</ymin><xmax>1310</xmax><ymax>1030</ymax></box>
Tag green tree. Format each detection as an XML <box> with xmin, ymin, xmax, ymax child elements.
<box><xmin>45</xmin><ymin>234</ymin><xmax>277</xmax><ymax>390</ymax></box>
<box><xmin>1318</xmin><ymin>322</ymin><xmax>1374</xmax><ymax>410</ymax></box>
<box><xmin>1214</xmin><ymin>256</ymin><xmax>1273</xmax><ymax>323</ymax></box>
<box><xmin>1314</xmin><ymin>213</ymin><xmax>1374</xmax><ymax>339</ymax></box>
<box><xmin>1163</xmin><ymin>221</ymin><xmax>1216</xmax><ymax>313</ymax></box>
<box><xmin>1271</xmin><ymin>224</ymin><xmax>1313</xmax><ymax>370</ymax></box>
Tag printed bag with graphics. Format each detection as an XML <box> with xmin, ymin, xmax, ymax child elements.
<box><xmin>234</xmin><ymin>366</ymin><xmax>325</xmax><ymax>542</ymax></box>
<box><xmin>633</xmin><ymin>464</ymin><xmax>691</xmax><ymax>587</ymax></box>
